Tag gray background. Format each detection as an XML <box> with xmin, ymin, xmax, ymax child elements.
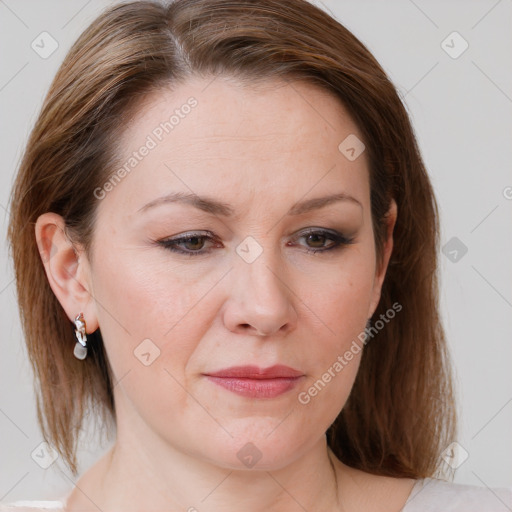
<box><xmin>1</xmin><ymin>0</ymin><xmax>511</xmax><ymax>502</ymax></box>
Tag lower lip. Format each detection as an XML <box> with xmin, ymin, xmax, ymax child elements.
<box><xmin>206</xmin><ymin>376</ymin><xmax>302</xmax><ymax>398</ymax></box>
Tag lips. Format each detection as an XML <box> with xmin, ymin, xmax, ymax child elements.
<box><xmin>204</xmin><ymin>365</ymin><xmax>304</xmax><ymax>398</ymax></box>
<box><xmin>206</xmin><ymin>365</ymin><xmax>303</xmax><ymax>379</ymax></box>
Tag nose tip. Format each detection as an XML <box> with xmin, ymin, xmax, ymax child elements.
<box><xmin>223</xmin><ymin>259</ymin><xmax>298</xmax><ymax>337</ymax></box>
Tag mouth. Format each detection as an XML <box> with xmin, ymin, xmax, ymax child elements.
<box><xmin>203</xmin><ymin>365</ymin><xmax>304</xmax><ymax>399</ymax></box>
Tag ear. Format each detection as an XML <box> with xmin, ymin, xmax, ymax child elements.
<box><xmin>368</xmin><ymin>198</ymin><xmax>397</xmax><ymax>318</ymax></box>
<box><xmin>35</xmin><ymin>213</ymin><xmax>99</xmax><ymax>334</ymax></box>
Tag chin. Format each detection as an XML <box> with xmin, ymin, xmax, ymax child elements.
<box><xmin>187</xmin><ymin>418</ymin><xmax>320</xmax><ymax>471</ymax></box>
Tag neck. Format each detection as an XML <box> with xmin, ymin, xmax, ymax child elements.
<box><xmin>73</xmin><ymin>411</ymin><xmax>343</xmax><ymax>511</ymax></box>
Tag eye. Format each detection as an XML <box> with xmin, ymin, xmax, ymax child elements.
<box><xmin>157</xmin><ymin>231</ymin><xmax>220</xmax><ymax>257</ymax></box>
<box><xmin>156</xmin><ymin>228</ymin><xmax>355</xmax><ymax>257</ymax></box>
<box><xmin>292</xmin><ymin>228</ymin><xmax>355</xmax><ymax>254</ymax></box>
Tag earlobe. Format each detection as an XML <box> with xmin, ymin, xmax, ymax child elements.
<box><xmin>34</xmin><ymin>213</ymin><xmax>99</xmax><ymax>333</ymax></box>
<box><xmin>368</xmin><ymin>199</ymin><xmax>398</xmax><ymax>318</ymax></box>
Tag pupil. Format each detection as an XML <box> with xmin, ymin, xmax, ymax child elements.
<box><xmin>308</xmin><ymin>234</ymin><xmax>324</xmax><ymax>247</ymax></box>
<box><xmin>186</xmin><ymin>237</ymin><xmax>204</xmax><ymax>250</ymax></box>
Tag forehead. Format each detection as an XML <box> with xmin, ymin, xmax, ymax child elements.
<box><xmin>98</xmin><ymin>76</ymin><xmax>370</xmax><ymax>217</ymax></box>
<box><xmin>123</xmin><ymin>75</ymin><xmax>361</xmax><ymax>143</ymax></box>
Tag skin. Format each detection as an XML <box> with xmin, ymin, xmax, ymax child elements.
<box><xmin>35</xmin><ymin>76</ymin><xmax>415</xmax><ymax>511</ymax></box>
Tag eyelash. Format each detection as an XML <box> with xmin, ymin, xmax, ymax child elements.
<box><xmin>156</xmin><ymin>229</ymin><xmax>355</xmax><ymax>257</ymax></box>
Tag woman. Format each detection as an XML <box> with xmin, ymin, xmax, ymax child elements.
<box><xmin>4</xmin><ymin>0</ymin><xmax>511</xmax><ymax>510</ymax></box>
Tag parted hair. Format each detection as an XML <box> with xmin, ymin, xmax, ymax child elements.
<box><xmin>8</xmin><ymin>0</ymin><xmax>457</xmax><ymax>477</ymax></box>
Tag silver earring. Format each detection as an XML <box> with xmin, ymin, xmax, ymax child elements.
<box><xmin>73</xmin><ymin>313</ymin><xmax>87</xmax><ymax>360</ymax></box>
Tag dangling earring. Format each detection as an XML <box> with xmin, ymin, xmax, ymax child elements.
<box><xmin>73</xmin><ymin>313</ymin><xmax>87</xmax><ymax>360</ymax></box>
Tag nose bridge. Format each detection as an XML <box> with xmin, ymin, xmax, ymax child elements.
<box><xmin>226</xmin><ymin>235</ymin><xmax>297</xmax><ymax>335</ymax></box>
<box><xmin>236</xmin><ymin>237</ymin><xmax>286</xmax><ymax>305</ymax></box>
<box><xmin>240</xmin><ymin>249</ymin><xmax>282</xmax><ymax>298</ymax></box>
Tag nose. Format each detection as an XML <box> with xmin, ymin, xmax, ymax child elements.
<box><xmin>222</xmin><ymin>250</ymin><xmax>298</xmax><ymax>337</ymax></box>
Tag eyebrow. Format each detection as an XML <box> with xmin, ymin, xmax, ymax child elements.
<box><xmin>137</xmin><ymin>191</ymin><xmax>362</xmax><ymax>216</ymax></box>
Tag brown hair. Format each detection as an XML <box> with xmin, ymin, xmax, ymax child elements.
<box><xmin>8</xmin><ymin>0</ymin><xmax>457</xmax><ymax>478</ymax></box>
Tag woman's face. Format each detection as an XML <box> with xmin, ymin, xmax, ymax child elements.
<box><xmin>80</xmin><ymin>76</ymin><xmax>395</xmax><ymax>469</ymax></box>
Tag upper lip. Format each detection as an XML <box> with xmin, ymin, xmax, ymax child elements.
<box><xmin>204</xmin><ymin>365</ymin><xmax>303</xmax><ymax>379</ymax></box>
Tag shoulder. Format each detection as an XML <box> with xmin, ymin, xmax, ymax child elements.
<box><xmin>0</xmin><ymin>500</ymin><xmax>65</xmax><ymax>511</ymax></box>
<box><xmin>403</xmin><ymin>477</ymin><xmax>512</xmax><ymax>512</ymax></box>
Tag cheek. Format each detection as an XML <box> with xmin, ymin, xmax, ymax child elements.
<box><xmin>293</xmin><ymin>255</ymin><xmax>374</xmax><ymax>412</ymax></box>
<box><xmin>89</xmin><ymin>253</ymin><xmax>216</xmax><ymax>430</ymax></box>
<box><xmin>89</xmin><ymin>247</ymin><xmax>226</xmax><ymax>381</ymax></box>
<box><xmin>298</xmin><ymin>255</ymin><xmax>375</xmax><ymax>340</ymax></box>
<box><xmin>294</xmin><ymin>277</ymin><xmax>368</xmax><ymax>427</ymax></box>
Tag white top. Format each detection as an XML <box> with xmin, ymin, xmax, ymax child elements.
<box><xmin>402</xmin><ymin>478</ymin><xmax>512</xmax><ymax>511</ymax></box>
<box><xmin>1</xmin><ymin>477</ymin><xmax>511</xmax><ymax>511</ymax></box>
